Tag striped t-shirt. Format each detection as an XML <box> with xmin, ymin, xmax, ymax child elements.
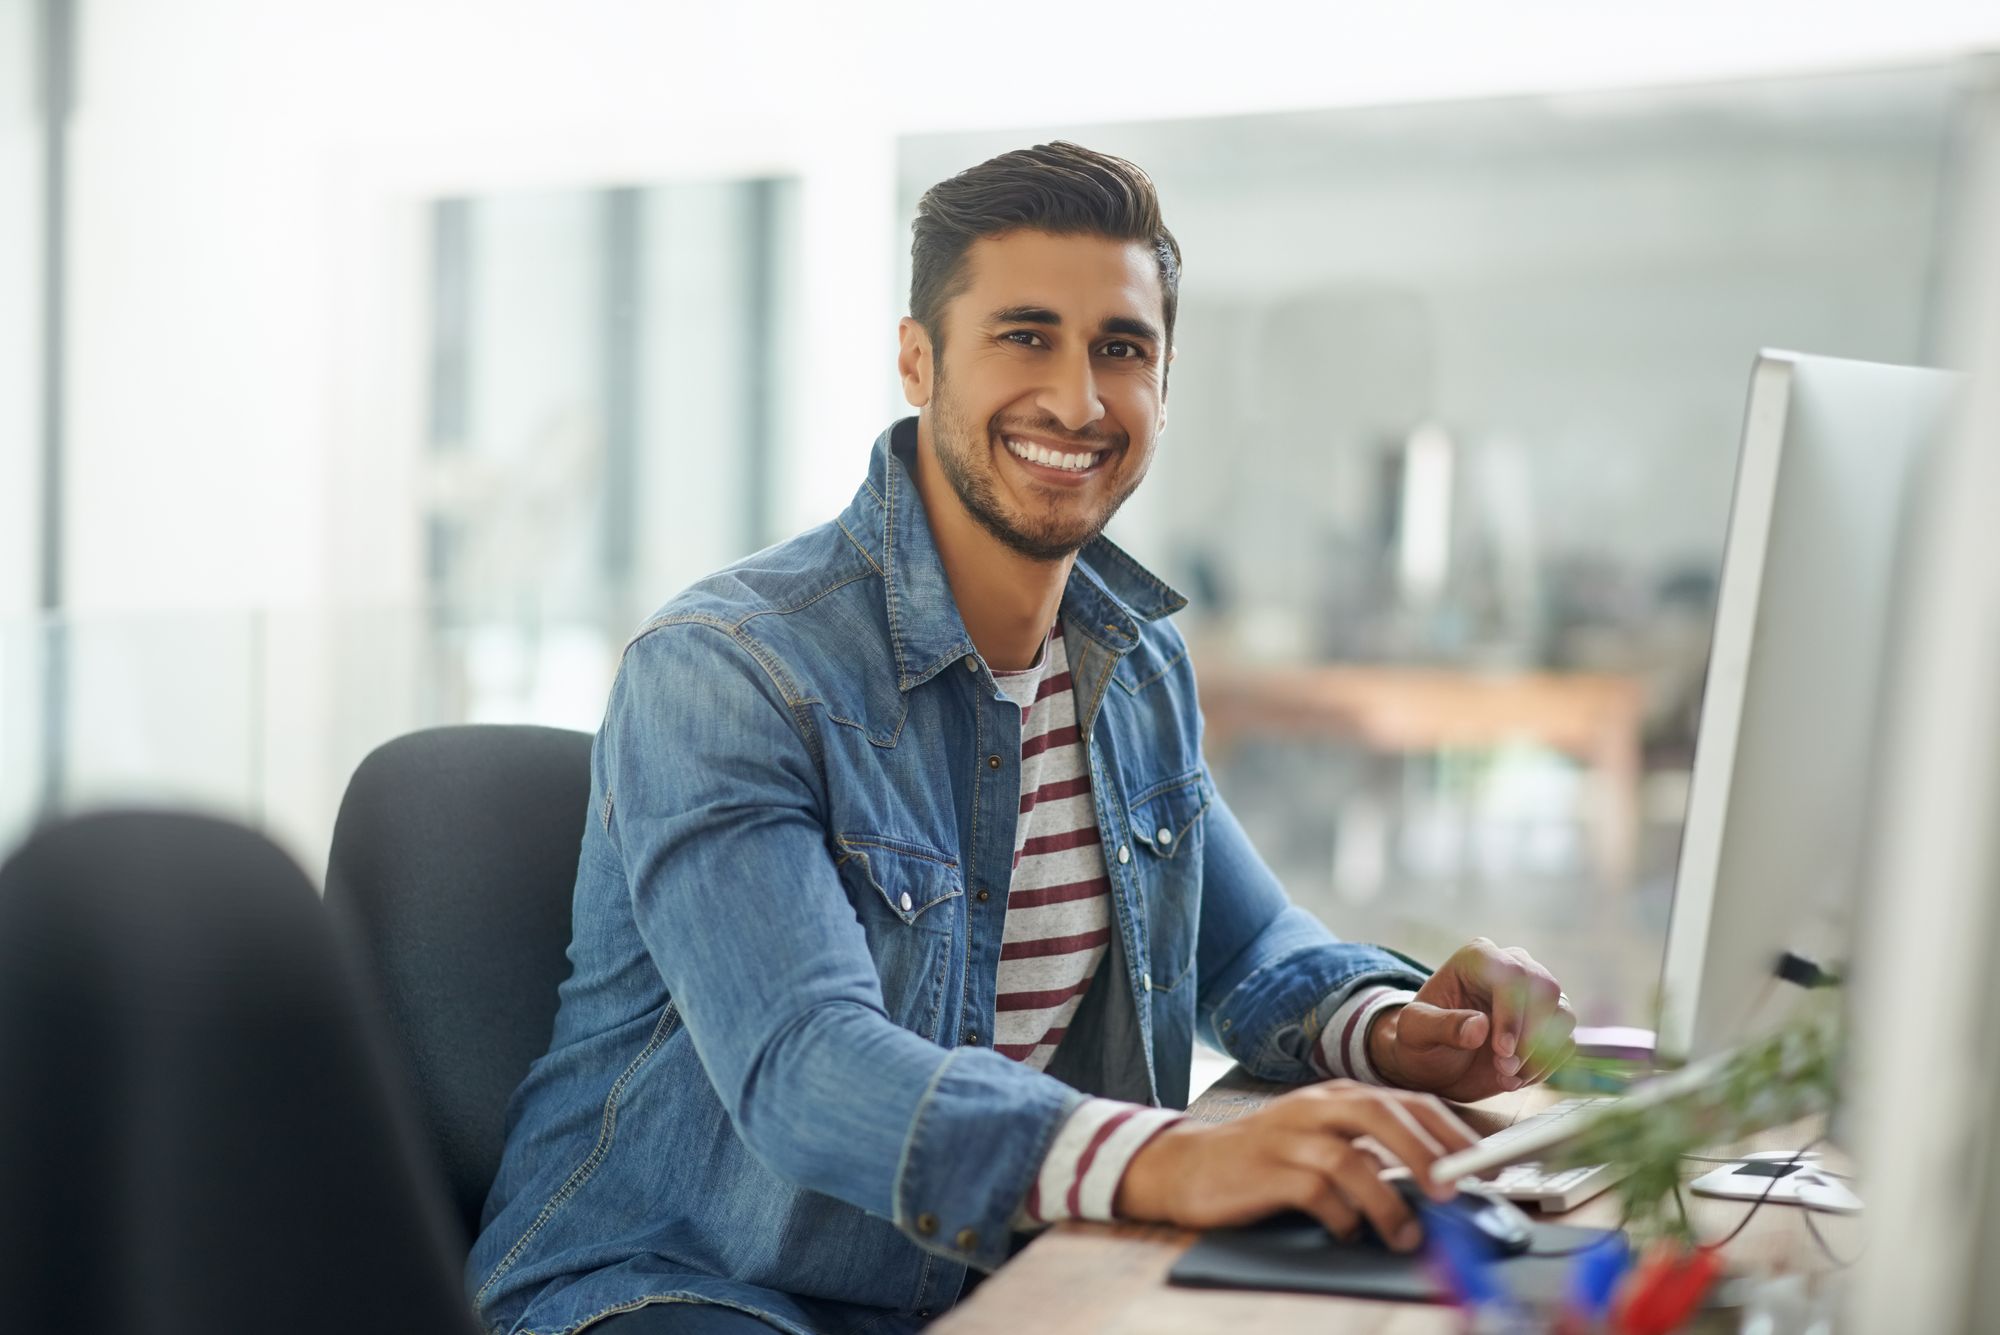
<box><xmin>990</xmin><ymin>623</ymin><xmax>1413</xmax><ymax>1228</ymax></box>
<box><xmin>990</xmin><ymin>626</ymin><xmax>1181</xmax><ymax>1226</ymax></box>
<box><xmin>990</xmin><ymin>623</ymin><xmax>1115</xmax><ymax>1068</ymax></box>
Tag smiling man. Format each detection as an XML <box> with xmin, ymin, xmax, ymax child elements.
<box><xmin>468</xmin><ymin>143</ymin><xmax>1576</xmax><ymax>1335</ymax></box>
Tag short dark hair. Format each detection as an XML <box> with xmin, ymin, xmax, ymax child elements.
<box><xmin>909</xmin><ymin>141</ymin><xmax>1182</xmax><ymax>354</ymax></box>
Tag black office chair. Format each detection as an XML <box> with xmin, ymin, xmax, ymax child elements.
<box><xmin>324</xmin><ymin>724</ymin><xmax>594</xmax><ymax>1248</ymax></box>
<box><xmin>0</xmin><ymin>810</ymin><xmax>478</xmax><ymax>1335</ymax></box>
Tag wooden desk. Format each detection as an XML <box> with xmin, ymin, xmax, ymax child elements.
<box><xmin>1197</xmin><ymin>663</ymin><xmax>1647</xmax><ymax>892</ymax></box>
<box><xmin>937</xmin><ymin>1070</ymin><xmax>1850</xmax><ymax>1333</ymax></box>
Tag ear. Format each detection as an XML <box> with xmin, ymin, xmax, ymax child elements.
<box><xmin>897</xmin><ymin>317</ymin><xmax>933</xmax><ymax>409</ymax></box>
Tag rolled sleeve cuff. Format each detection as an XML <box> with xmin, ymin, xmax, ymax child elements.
<box><xmin>1208</xmin><ymin>933</ymin><xmax>1428</xmax><ymax>1083</ymax></box>
<box><xmin>892</xmin><ymin>1047</ymin><xmax>1084</xmax><ymax>1271</ymax></box>
<box><xmin>1009</xmin><ymin>1098</ymin><xmax>1184</xmax><ymax>1231</ymax></box>
<box><xmin>1308</xmin><ymin>986</ymin><xmax>1419</xmax><ymax>1084</ymax></box>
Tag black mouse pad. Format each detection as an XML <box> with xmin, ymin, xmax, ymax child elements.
<box><xmin>1168</xmin><ymin>1211</ymin><xmax>1622</xmax><ymax>1304</ymax></box>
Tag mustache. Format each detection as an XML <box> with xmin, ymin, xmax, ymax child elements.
<box><xmin>989</xmin><ymin>417</ymin><xmax>1126</xmax><ymax>450</ymax></box>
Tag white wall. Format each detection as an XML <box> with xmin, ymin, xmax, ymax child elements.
<box><xmin>1</xmin><ymin>0</ymin><xmax>37</xmax><ymax>619</ymax></box>
<box><xmin>57</xmin><ymin>0</ymin><xmax>2000</xmax><ymax>618</ymax></box>
<box><xmin>16</xmin><ymin>0</ymin><xmax>2000</xmax><ymax>862</ymax></box>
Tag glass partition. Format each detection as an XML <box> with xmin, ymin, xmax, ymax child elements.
<box><xmin>418</xmin><ymin>178</ymin><xmax>798</xmax><ymax>733</ymax></box>
<box><xmin>0</xmin><ymin>174</ymin><xmax>801</xmax><ymax>874</ymax></box>
<box><xmin>901</xmin><ymin>63</ymin><xmax>1966</xmax><ymax>1026</ymax></box>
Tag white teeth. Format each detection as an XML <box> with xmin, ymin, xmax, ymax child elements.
<box><xmin>1005</xmin><ymin>437</ymin><xmax>1094</xmax><ymax>472</ymax></box>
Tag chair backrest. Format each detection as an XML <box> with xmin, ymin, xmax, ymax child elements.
<box><xmin>325</xmin><ymin>724</ymin><xmax>593</xmax><ymax>1245</ymax></box>
<box><xmin>0</xmin><ymin>810</ymin><xmax>478</xmax><ymax>1334</ymax></box>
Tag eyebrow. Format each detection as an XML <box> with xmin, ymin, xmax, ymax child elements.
<box><xmin>986</xmin><ymin>306</ymin><xmax>1164</xmax><ymax>347</ymax></box>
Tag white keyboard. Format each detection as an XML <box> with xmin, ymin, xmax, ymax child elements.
<box><xmin>1467</xmin><ymin>1097</ymin><xmax>1630</xmax><ymax>1211</ymax></box>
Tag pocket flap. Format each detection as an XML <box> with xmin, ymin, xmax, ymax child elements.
<box><xmin>1127</xmin><ymin>770</ymin><xmax>1210</xmax><ymax>861</ymax></box>
<box><xmin>834</xmin><ymin>834</ymin><xmax>962</xmax><ymax>924</ymax></box>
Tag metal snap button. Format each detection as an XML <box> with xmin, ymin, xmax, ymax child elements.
<box><xmin>917</xmin><ymin>1212</ymin><xmax>938</xmax><ymax>1236</ymax></box>
<box><xmin>963</xmin><ymin>1030</ymin><xmax>979</xmax><ymax>1045</ymax></box>
<box><xmin>1156</xmin><ymin>826</ymin><xmax>1173</xmax><ymax>845</ymax></box>
<box><xmin>987</xmin><ymin>754</ymin><xmax>1001</xmax><ymax>770</ymax></box>
<box><xmin>900</xmin><ymin>892</ymin><xmax>913</xmax><ymax>912</ymax></box>
<box><xmin>955</xmin><ymin>1227</ymin><xmax>979</xmax><ymax>1252</ymax></box>
<box><xmin>964</xmin><ymin>656</ymin><xmax>978</xmax><ymax>671</ymax></box>
<box><xmin>976</xmin><ymin>888</ymin><xmax>990</xmax><ymax>902</ymax></box>
<box><xmin>1117</xmin><ymin>844</ymin><xmax>1131</xmax><ymax>864</ymax></box>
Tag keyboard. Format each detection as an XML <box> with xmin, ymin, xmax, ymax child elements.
<box><xmin>1466</xmin><ymin>1097</ymin><xmax>1630</xmax><ymax>1211</ymax></box>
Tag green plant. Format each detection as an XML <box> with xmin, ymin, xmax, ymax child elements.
<box><xmin>1545</xmin><ymin>993</ymin><xmax>1843</xmax><ymax>1243</ymax></box>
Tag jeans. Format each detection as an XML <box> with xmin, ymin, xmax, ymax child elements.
<box><xmin>593</xmin><ymin>1303</ymin><xmax>791</xmax><ymax>1333</ymax></box>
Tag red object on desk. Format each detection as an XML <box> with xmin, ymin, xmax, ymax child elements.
<box><xmin>1615</xmin><ymin>1243</ymin><xmax>1721</xmax><ymax>1334</ymax></box>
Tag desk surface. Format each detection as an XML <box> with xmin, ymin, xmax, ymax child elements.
<box><xmin>936</xmin><ymin>1070</ymin><xmax>1851</xmax><ymax>1333</ymax></box>
<box><xmin>1196</xmin><ymin>663</ymin><xmax>1646</xmax><ymax>757</ymax></box>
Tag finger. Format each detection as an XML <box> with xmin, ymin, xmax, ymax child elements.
<box><xmin>1401</xmin><ymin>1092</ymin><xmax>1481</xmax><ymax>1161</ymax></box>
<box><xmin>1329</xmin><ymin>1162</ymin><xmax>1422</xmax><ymax>1253</ymax></box>
<box><xmin>1285</xmin><ymin>1138</ymin><xmax>1419</xmax><ymax>1251</ymax></box>
<box><xmin>1514</xmin><ymin>1037</ymin><xmax>1578</xmax><ymax>1088</ymax></box>
<box><xmin>1488</xmin><ymin>968</ymin><xmax>1530</xmax><ymax>1068</ymax></box>
<box><xmin>1319</xmin><ymin>1090</ymin><xmax>1454</xmax><ymax>1201</ymax></box>
<box><xmin>1506</xmin><ymin>947</ymin><xmax>1565</xmax><ymax>1037</ymax></box>
<box><xmin>1394</xmin><ymin>1002</ymin><xmax>1488</xmax><ymax>1053</ymax></box>
<box><xmin>1289</xmin><ymin>1168</ymin><xmax>1361</xmax><ymax>1242</ymax></box>
<box><xmin>1516</xmin><ymin>995</ymin><xmax>1577</xmax><ymax>1073</ymax></box>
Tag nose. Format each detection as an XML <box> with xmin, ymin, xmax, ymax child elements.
<box><xmin>1035</xmin><ymin>347</ymin><xmax>1106</xmax><ymax>434</ymax></box>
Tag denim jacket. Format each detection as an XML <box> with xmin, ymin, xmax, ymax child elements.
<box><xmin>468</xmin><ymin>420</ymin><xmax>1427</xmax><ymax>1335</ymax></box>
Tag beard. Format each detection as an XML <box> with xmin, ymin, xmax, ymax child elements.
<box><xmin>928</xmin><ymin>364</ymin><xmax>1145</xmax><ymax>563</ymax></box>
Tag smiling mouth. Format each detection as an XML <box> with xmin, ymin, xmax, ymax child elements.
<box><xmin>1000</xmin><ymin>435</ymin><xmax>1108</xmax><ymax>474</ymax></box>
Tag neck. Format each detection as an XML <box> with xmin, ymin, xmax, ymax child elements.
<box><xmin>912</xmin><ymin>415</ymin><xmax>1073</xmax><ymax>672</ymax></box>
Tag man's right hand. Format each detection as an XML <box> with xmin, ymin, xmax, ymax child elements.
<box><xmin>1112</xmin><ymin>1080</ymin><xmax>1479</xmax><ymax>1252</ymax></box>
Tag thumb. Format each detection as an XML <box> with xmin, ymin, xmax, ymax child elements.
<box><xmin>1395</xmin><ymin>1003</ymin><xmax>1488</xmax><ymax>1052</ymax></box>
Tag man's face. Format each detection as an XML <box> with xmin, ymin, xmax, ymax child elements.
<box><xmin>901</xmin><ymin>230</ymin><xmax>1168</xmax><ymax>563</ymax></box>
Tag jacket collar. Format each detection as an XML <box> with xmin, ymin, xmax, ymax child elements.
<box><xmin>839</xmin><ymin>418</ymin><xmax>1187</xmax><ymax>692</ymax></box>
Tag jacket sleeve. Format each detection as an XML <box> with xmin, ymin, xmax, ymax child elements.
<box><xmin>1191</xmin><ymin>782</ymin><xmax>1429</xmax><ymax>1082</ymax></box>
<box><xmin>602</xmin><ymin>619</ymin><xmax>1082</xmax><ymax>1271</ymax></box>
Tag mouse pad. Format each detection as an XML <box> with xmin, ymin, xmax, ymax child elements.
<box><xmin>1168</xmin><ymin>1211</ymin><xmax>1622</xmax><ymax>1304</ymax></box>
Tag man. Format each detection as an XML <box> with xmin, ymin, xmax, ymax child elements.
<box><xmin>469</xmin><ymin>143</ymin><xmax>1575</xmax><ymax>1335</ymax></box>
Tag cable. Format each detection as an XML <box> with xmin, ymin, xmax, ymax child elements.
<box><xmin>1802</xmin><ymin>1203</ymin><xmax>1863</xmax><ymax>1268</ymax></box>
<box><xmin>1520</xmin><ymin>1136</ymin><xmax>1833</xmax><ymax>1261</ymax></box>
<box><xmin>1696</xmin><ymin>1136</ymin><xmax>1827</xmax><ymax>1252</ymax></box>
<box><xmin>1680</xmin><ymin>1149</ymin><xmax>1854</xmax><ymax>1180</ymax></box>
<box><xmin>1523</xmin><ymin>1204</ymin><xmax>1632</xmax><ymax>1259</ymax></box>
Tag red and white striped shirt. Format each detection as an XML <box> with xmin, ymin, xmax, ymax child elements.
<box><xmin>992</xmin><ymin>626</ymin><xmax>1180</xmax><ymax>1226</ymax></box>
<box><xmin>991</xmin><ymin>624</ymin><xmax>1413</xmax><ymax>1229</ymax></box>
<box><xmin>991</xmin><ymin>624</ymin><xmax>1114</xmax><ymax>1069</ymax></box>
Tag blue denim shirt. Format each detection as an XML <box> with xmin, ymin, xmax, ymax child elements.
<box><xmin>468</xmin><ymin>420</ymin><xmax>1427</xmax><ymax>1335</ymax></box>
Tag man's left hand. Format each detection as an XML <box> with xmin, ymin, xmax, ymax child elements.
<box><xmin>1365</xmin><ymin>938</ymin><xmax>1576</xmax><ymax>1102</ymax></box>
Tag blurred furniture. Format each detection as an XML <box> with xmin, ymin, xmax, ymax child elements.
<box><xmin>0</xmin><ymin>811</ymin><xmax>477</xmax><ymax>1335</ymax></box>
<box><xmin>1198</xmin><ymin>664</ymin><xmax>1646</xmax><ymax>890</ymax></box>
<box><xmin>936</xmin><ymin>1068</ymin><xmax>1846</xmax><ymax>1333</ymax></box>
<box><xmin>324</xmin><ymin>723</ymin><xmax>594</xmax><ymax>1245</ymax></box>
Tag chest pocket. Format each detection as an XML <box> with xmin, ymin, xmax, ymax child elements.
<box><xmin>832</xmin><ymin>834</ymin><xmax>960</xmax><ymax>1040</ymax></box>
<box><xmin>1125</xmin><ymin>769</ymin><xmax>1209</xmax><ymax>995</ymax></box>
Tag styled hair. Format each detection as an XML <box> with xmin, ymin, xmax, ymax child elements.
<box><xmin>909</xmin><ymin>141</ymin><xmax>1181</xmax><ymax>353</ymax></box>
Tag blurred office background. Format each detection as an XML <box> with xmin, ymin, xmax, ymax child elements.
<box><xmin>4</xmin><ymin>0</ymin><xmax>1998</xmax><ymax>1036</ymax></box>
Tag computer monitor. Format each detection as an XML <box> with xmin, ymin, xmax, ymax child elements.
<box><xmin>1431</xmin><ymin>349</ymin><xmax>1963</xmax><ymax>1186</ymax></box>
<box><xmin>1655</xmin><ymin>350</ymin><xmax>1960</xmax><ymax>1065</ymax></box>
<box><xmin>1843</xmin><ymin>66</ymin><xmax>2000</xmax><ymax>1329</ymax></box>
